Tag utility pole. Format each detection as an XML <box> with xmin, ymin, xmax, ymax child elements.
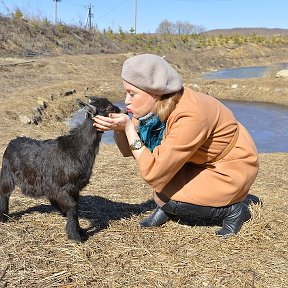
<box><xmin>134</xmin><ymin>0</ymin><xmax>137</xmax><ymax>34</ymax></box>
<box><xmin>85</xmin><ymin>4</ymin><xmax>94</xmax><ymax>30</ymax></box>
<box><xmin>54</xmin><ymin>0</ymin><xmax>61</xmax><ymax>24</ymax></box>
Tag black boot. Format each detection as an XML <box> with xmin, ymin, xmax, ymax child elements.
<box><xmin>243</xmin><ymin>194</ymin><xmax>263</xmax><ymax>207</ymax></box>
<box><xmin>139</xmin><ymin>206</ymin><xmax>171</xmax><ymax>228</ymax></box>
<box><xmin>161</xmin><ymin>200</ymin><xmax>251</xmax><ymax>236</ymax></box>
<box><xmin>215</xmin><ymin>202</ymin><xmax>251</xmax><ymax>236</ymax></box>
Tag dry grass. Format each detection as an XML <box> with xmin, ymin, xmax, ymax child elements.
<box><xmin>0</xmin><ymin>50</ymin><xmax>287</xmax><ymax>287</ymax></box>
<box><xmin>0</xmin><ymin>145</ymin><xmax>287</xmax><ymax>288</ymax></box>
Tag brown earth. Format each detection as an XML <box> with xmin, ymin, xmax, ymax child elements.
<box><xmin>0</xmin><ymin>43</ymin><xmax>288</xmax><ymax>287</ymax></box>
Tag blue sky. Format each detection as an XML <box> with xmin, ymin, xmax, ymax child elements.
<box><xmin>1</xmin><ymin>0</ymin><xmax>287</xmax><ymax>33</ymax></box>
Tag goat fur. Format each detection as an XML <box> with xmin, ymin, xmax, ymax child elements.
<box><xmin>0</xmin><ymin>96</ymin><xmax>122</xmax><ymax>242</ymax></box>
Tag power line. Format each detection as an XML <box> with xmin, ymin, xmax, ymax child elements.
<box><xmin>94</xmin><ymin>0</ymin><xmax>129</xmax><ymax>22</ymax></box>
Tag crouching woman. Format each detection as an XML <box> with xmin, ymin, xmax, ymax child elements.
<box><xmin>93</xmin><ymin>53</ymin><xmax>260</xmax><ymax>236</ymax></box>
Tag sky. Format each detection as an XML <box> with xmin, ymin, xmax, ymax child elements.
<box><xmin>1</xmin><ymin>0</ymin><xmax>288</xmax><ymax>33</ymax></box>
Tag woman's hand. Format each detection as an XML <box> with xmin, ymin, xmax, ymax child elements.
<box><xmin>92</xmin><ymin>113</ymin><xmax>131</xmax><ymax>132</ymax></box>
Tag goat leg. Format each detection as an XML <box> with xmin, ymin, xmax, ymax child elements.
<box><xmin>66</xmin><ymin>208</ymin><xmax>82</xmax><ymax>243</ymax></box>
<box><xmin>50</xmin><ymin>194</ymin><xmax>82</xmax><ymax>242</ymax></box>
<box><xmin>0</xmin><ymin>166</ymin><xmax>14</xmax><ymax>222</ymax></box>
<box><xmin>0</xmin><ymin>194</ymin><xmax>9</xmax><ymax>222</ymax></box>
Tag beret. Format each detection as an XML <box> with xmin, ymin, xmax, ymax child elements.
<box><xmin>121</xmin><ymin>54</ymin><xmax>183</xmax><ymax>95</ymax></box>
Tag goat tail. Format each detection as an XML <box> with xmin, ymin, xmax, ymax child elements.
<box><xmin>0</xmin><ymin>159</ymin><xmax>14</xmax><ymax>221</ymax></box>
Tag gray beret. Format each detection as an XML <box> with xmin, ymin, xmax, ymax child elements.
<box><xmin>121</xmin><ymin>54</ymin><xmax>183</xmax><ymax>95</ymax></box>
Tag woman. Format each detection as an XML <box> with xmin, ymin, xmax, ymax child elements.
<box><xmin>93</xmin><ymin>53</ymin><xmax>260</xmax><ymax>236</ymax></box>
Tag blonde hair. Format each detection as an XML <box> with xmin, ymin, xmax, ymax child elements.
<box><xmin>153</xmin><ymin>88</ymin><xmax>184</xmax><ymax>122</ymax></box>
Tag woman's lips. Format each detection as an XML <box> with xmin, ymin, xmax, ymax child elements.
<box><xmin>126</xmin><ymin>107</ymin><xmax>132</xmax><ymax>113</ymax></box>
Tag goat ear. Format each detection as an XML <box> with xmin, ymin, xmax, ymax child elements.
<box><xmin>86</xmin><ymin>96</ymin><xmax>99</xmax><ymax>104</ymax></box>
<box><xmin>76</xmin><ymin>99</ymin><xmax>97</xmax><ymax>116</ymax></box>
<box><xmin>76</xmin><ymin>99</ymin><xmax>87</xmax><ymax>109</ymax></box>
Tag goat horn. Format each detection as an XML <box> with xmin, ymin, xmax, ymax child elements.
<box><xmin>76</xmin><ymin>99</ymin><xmax>97</xmax><ymax>116</ymax></box>
<box><xmin>76</xmin><ymin>99</ymin><xmax>87</xmax><ymax>109</ymax></box>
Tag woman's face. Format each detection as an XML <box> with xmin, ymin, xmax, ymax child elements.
<box><xmin>123</xmin><ymin>81</ymin><xmax>158</xmax><ymax>119</ymax></box>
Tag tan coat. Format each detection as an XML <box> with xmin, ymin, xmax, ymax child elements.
<box><xmin>123</xmin><ymin>87</ymin><xmax>259</xmax><ymax>207</ymax></box>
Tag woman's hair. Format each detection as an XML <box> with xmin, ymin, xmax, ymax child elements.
<box><xmin>153</xmin><ymin>88</ymin><xmax>184</xmax><ymax>122</ymax></box>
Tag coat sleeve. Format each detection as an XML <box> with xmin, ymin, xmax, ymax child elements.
<box><xmin>137</xmin><ymin>111</ymin><xmax>210</xmax><ymax>192</ymax></box>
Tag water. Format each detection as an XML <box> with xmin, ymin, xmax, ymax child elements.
<box><xmin>202</xmin><ymin>63</ymin><xmax>288</xmax><ymax>79</ymax></box>
<box><xmin>69</xmin><ymin>110</ymin><xmax>119</xmax><ymax>145</ymax></box>
<box><xmin>222</xmin><ymin>100</ymin><xmax>288</xmax><ymax>153</ymax></box>
<box><xmin>68</xmin><ymin>102</ymin><xmax>127</xmax><ymax>145</ymax></box>
<box><xmin>70</xmin><ymin>101</ymin><xmax>288</xmax><ymax>153</ymax></box>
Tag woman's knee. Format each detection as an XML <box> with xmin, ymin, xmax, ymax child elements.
<box><xmin>153</xmin><ymin>191</ymin><xmax>170</xmax><ymax>207</ymax></box>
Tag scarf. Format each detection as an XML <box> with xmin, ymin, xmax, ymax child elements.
<box><xmin>138</xmin><ymin>112</ymin><xmax>166</xmax><ymax>151</ymax></box>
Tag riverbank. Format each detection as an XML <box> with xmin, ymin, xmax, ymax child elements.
<box><xmin>0</xmin><ymin>51</ymin><xmax>287</xmax><ymax>287</ymax></box>
<box><xmin>1</xmin><ymin>52</ymin><xmax>287</xmax><ymax>137</ymax></box>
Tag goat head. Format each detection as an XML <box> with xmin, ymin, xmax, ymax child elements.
<box><xmin>76</xmin><ymin>96</ymin><xmax>125</xmax><ymax>118</ymax></box>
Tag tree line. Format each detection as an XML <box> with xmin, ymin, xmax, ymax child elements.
<box><xmin>156</xmin><ymin>20</ymin><xmax>206</xmax><ymax>35</ymax></box>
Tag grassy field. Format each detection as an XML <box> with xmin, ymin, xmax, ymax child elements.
<box><xmin>0</xmin><ymin>24</ymin><xmax>287</xmax><ymax>286</ymax></box>
<box><xmin>0</xmin><ymin>145</ymin><xmax>287</xmax><ymax>287</ymax></box>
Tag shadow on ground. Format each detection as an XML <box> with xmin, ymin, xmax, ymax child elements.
<box><xmin>9</xmin><ymin>195</ymin><xmax>156</xmax><ymax>241</ymax></box>
<box><xmin>8</xmin><ymin>194</ymin><xmax>261</xmax><ymax>241</ymax></box>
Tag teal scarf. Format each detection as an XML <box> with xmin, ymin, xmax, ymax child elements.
<box><xmin>138</xmin><ymin>112</ymin><xmax>166</xmax><ymax>151</ymax></box>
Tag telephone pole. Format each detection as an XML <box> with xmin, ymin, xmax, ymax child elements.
<box><xmin>54</xmin><ymin>0</ymin><xmax>61</xmax><ymax>24</ymax></box>
<box><xmin>85</xmin><ymin>4</ymin><xmax>94</xmax><ymax>30</ymax></box>
<box><xmin>134</xmin><ymin>0</ymin><xmax>137</xmax><ymax>34</ymax></box>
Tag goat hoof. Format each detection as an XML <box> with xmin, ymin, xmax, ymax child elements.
<box><xmin>67</xmin><ymin>232</ymin><xmax>82</xmax><ymax>243</ymax></box>
<box><xmin>79</xmin><ymin>228</ymin><xmax>87</xmax><ymax>237</ymax></box>
<box><xmin>0</xmin><ymin>214</ymin><xmax>8</xmax><ymax>222</ymax></box>
<box><xmin>69</xmin><ymin>235</ymin><xmax>82</xmax><ymax>243</ymax></box>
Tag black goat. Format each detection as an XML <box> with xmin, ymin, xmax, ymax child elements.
<box><xmin>0</xmin><ymin>97</ymin><xmax>122</xmax><ymax>242</ymax></box>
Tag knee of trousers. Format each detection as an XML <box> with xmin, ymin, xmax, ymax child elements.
<box><xmin>161</xmin><ymin>200</ymin><xmax>216</xmax><ymax>219</ymax></box>
<box><xmin>161</xmin><ymin>200</ymin><xmax>179</xmax><ymax>215</ymax></box>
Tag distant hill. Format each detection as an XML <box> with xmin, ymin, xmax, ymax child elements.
<box><xmin>202</xmin><ymin>27</ymin><xmax>288</xmax><ymax>36</ymax></box>
<box><xmin>1</xmin><ymin>15</ymin><xmax>288</xmax><ymax>58</ymax></box>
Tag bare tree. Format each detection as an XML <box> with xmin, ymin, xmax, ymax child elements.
<box><xmin>175</xmin><ymin>21</ymin><xmax>193</xmax><ymax>35</ymax></box>
<box><xmin>155</xmin><ymin>19</ymin><xmax>175</xmax><ymax>34</ymax></box>
<box><xmin>156</xmin><ymin>20</ymin><xmax>206</xmax><ymax>35</ymax></box>
<box><xmin>194</xmin><ymin>25</ymin><xmax>206</xmax><ymax>34</ymax></box>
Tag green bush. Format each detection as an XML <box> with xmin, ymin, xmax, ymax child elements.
<box><xmin>43</xmin><ymin>17</ymin><xmax>50</xmax><ymax>27</ymax></box>
<box><xmin>12</xmin><ymin>8</ymin><xmax>23</xmax><ymax>19</ymax></box>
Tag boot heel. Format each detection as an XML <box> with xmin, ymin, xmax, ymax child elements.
<box><xmin>139</xmin><ymin>206</ymin><xmax>170</xmax><ymax>228</ymax></box>
<box><xmin>216</xmin><ymin>202</ymin><xmax>251</xmax><ymax>236</ymax></box>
